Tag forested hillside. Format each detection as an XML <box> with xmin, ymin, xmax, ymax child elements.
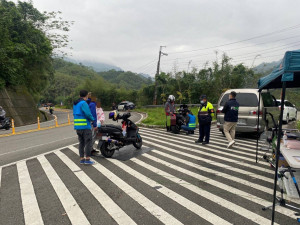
<box><xmin>42</xmin><ymin>58</ymin><xmax>153</xmax><ymax>107</ymax></box>
<box><xmin>98</xmin><ymin>70</ymin><xmax>153</xmax><ymax>90</ymax></box>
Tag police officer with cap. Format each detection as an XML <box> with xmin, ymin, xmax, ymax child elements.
<box><xmin>195</xmin><ymin>95</ymin><xmax>215</xmax><ymax>145</ymax></box>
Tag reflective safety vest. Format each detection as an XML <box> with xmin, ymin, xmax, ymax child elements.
<box><xmin>73</xmin><ymin>100</ymin><xmax>91</xmax><ymax>130</ymax></box>
<box><xmin>198</xmin><ymin>102</ymin><xmax>215</xmax><ymax>124</ymax></box>
<box><xmin>187</xmin><ymin>114</ymin><xmax>196</xmax><ymax>129</ymax></box>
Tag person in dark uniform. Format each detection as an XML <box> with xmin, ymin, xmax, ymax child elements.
<box><xmin>195</xmin><ymin>95</ymin><xmax>215</xmax><ymax>145</ymax></box>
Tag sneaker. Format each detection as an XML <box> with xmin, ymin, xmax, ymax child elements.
<box><xmin>80</xmin><ymin>159</ymin><xmax>85</xmax><ymax>164</ymax></box>
<box><xmin>227</xmin><ymin>140</ymin><xmax>235</xmax><ymax>149</ymax></box>
<box><xmin>195</xmin><ymin>140</ymin><xmax>203</xmax><ymax>143</ymax></box>
<box><xmin>202</xmin><ymin>142</ymin><xmax>209</xmax><ymax>145</ymax></box>
<box><xmin>84</xmin><ymin>159</ymin><xmax>95</xmax><ymax>165</ymax></box>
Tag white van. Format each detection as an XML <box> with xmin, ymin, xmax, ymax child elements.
<box><xmin>216</xmin><ymin>89</ymin><xmax>279</xmax><ymax>133</ymax></box>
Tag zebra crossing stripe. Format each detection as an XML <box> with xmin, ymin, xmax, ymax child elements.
<box><xmin>141</xmin><ymin>128</ymin><xmax>267</xmax><ymax>161</ymax></box>
<box><xmin>17</xmin><ymin>161</ymin><xmax>44</xmax><ymax>225</ymax></box>
<box><xmin>143</xmin><ymin>139</ymin><xmax>274</xmax><ymax>184</ymax></box>
<box><xmin>56</xmin><ymin>149</ymin><xmax>137</xmax><ymax>225</ymax></box>
<box><xmin>37</xmin><ymin>155</ymin><xmax>90</xmax><ymax>225</ymax></box>
<box><xmin>68</xmin><ymin>146</ymin><xmax>184</xmax><ymax>225</ymax></box>
<box><xmin>131</xmin><ymin>156</ymin><xmax>279</xmax><ymax>225</ymax></box>
<box><xmin>144</xmin><ymin>127</ymin><xmax>261</xmax><ymax>153</ymax></box>
<box><xmin>106</xmin><ymin>158</ymin><xmax>232</xmax><ymax>225</ymax></box>
<box><xmin>141</xmin><ymin>133</ymin><xmax>273</xmax><ymax>175</ymax></box>
<box><xmin>209</xmin><ymin>130</ymin><xmax>258</xmax><ymax>144</ymax></box>
<box><xmin>139</xmin><ymin>149</ymin><xmax>297</xmax><ymax>220</ymax></box>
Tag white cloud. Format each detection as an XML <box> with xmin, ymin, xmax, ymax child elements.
<box><xmin>30</xmin><ymin>0</ymin><xmax>300</xmax><ymax>75</ymax></box>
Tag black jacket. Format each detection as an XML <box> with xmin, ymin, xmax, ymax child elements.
<box><xmin>222</xmin><ymin>99</ymin><xmax>239</xmax><ymax>122</ymax></box>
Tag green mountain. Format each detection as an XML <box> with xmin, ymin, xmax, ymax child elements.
<box><xmin>253</xmin><ymin>60</ymin><xmax>280</xmax><ymax>75</ymax></box>
<box><xmin>65</xmin><ymin>58</ymin><xmax>122</xmax><ymax>72</ymax></box>
<box><xmin>98</xmin><ymin>70</ymin><xmax>153</xmax><ymax>90</ymax></box>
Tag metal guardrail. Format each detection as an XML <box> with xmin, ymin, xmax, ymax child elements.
<box><xmin>143</xmin><ymin>104</ymin><xmax>218</xmax><ymax>108</ymax></box>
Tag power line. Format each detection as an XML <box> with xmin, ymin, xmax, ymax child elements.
<box><xmin>167</xmin><ymin>24</ymin><xmax>300</xmax><ymax>54</ymax></box>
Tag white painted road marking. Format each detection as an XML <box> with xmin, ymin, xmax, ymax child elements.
<box><xmin>38</xmin><ymin>155</ymin><xmax>90</xmax><ymax>225</ymax></box>
<box><xmin>17</xmin><ymin>161</ymin><xmax>44</xmax><ymax>225</ymax></box>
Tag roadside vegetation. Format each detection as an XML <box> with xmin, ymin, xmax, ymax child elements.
<box><xmin>135</xmin><ymin>107</ymin><xmax>216</xmax><ymax>126</ymax></box>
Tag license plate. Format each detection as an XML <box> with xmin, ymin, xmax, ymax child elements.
<box><xmin>102</xmin><ymin>136</ymin><xmax>108</xmax><ymax>141</ymax></box>
<box><xmin>238</xmin><ymin>119</ymin><xmax>246</xmax><ymax>124</ymax></box>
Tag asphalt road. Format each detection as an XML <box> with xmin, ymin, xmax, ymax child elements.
<box><xmin>0</xmin><ymin>111</ymin><xmax>299</xmax><ymax>224</ymax></box>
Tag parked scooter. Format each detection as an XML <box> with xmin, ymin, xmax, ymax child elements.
<box><xmin>0</xmin><ymin>117</ymin><xmax>11</xmax><ymax>130</ymax></box>
<box><xmin>97</xmin><ymin>111</ymin><xmax>142</xmax><ymax>158</ymax></box>
<box><xmin>170</xmin><ymin>104</ymin><xmax>189</xmax><ymax>134</ymax></box>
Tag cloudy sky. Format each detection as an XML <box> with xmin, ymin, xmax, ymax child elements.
<box><xmin>30</xmin><ymin>0</ymin><xmax>300</xmax><ymax>76</ymax></box>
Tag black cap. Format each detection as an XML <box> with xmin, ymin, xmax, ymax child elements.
<box><xmin>200</xmin><ymin>95</ymin><xmax>207</xmax><ymax>100</ymax></box>
<box><xmin>230</xmin><ymin>91</ymin><xmax>237</xmax><ymax>98</ymax></box>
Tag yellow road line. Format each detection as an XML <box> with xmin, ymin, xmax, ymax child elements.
<box><xmin>0</xmin><ymin>122</ymin><xmax>74</xmax><ymax>138</ymax></box>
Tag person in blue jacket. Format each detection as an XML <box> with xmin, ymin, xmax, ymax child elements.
<box><xmin>181</xmin><ymin>110</ymin><xmax>196</xmax><ymax>134</ymax></box>
<box><xmin>87</xmin><ymin>93</ymin><xmax>99</xmax><ymax>154</ymax></box>
<box><xmin>73</xmin><ymin>90</ymin><xmax>95</xmax><ymax>165</ymax></box>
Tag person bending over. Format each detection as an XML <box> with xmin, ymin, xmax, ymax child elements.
<box><xmin>181</xmin><ymin>110</ymin><xmax>196</xmax><ymax>134</ymax></box>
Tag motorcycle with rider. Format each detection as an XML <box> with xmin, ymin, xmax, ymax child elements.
<box><xmin>0</xmin><ymin>106</ymin><xmax>11</xmax><ymax>130</ymax></box>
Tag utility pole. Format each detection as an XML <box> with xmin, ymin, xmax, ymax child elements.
<box><xmin>187</xmin><ymin>60</ymin><xmax>192</xmax><ymax>73</ymax></box>
<box><xmin>153</xmin><ymin>46</ymin><xmax>167</xmax><ymax>105</ymax></box>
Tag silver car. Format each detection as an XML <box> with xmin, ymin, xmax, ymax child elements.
<box><xmin>216</xmin><ymin>89</ymin><xmax>279</xmax><ymax>133</ymax></box>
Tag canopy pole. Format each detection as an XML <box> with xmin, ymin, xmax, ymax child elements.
<box><xmin>271</xmin><ymin>81</ymin><xmax>286</xmax><ymax>224</ymax></box>
<box><xmin>256</xmin><ymin>91</ymin><xmax>261</xmax><ymax>163</ymax></box>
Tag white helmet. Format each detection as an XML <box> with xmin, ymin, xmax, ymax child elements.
<box><xmin>168</xmin><ymin>95</ymin><xmax>175</xmax><ymax>102</ymax></box>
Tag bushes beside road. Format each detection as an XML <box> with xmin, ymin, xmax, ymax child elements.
<box><xmin>135</xmin><ymin>107</ymin><xmax>216</xmax><ymax>126</ymax></box>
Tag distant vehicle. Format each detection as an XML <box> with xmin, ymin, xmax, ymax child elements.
<box><xmin>0</xmin><ymin>117</ymin><xmax>11</xmax><ymax>130</ymax></box>
<box><xmin>216</xmin><ymin>89</ymin><xmax>279</xmax><ymax>134</ymax></box>
<box><xmin>276</xmin><ymin>100</ymin><xmax>297</xmax><ymax>123</ymax></box>
<box><xmin>117</xmin><ymin>101</ymin><xmax>135</xmax><ymax>111</ymax></box>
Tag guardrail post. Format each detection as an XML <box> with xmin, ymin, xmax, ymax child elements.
<box><xmin>68</xmin><ymin>114</ymin><xmax>71</xmax><ymax>125</ymax></box>
<box><xmin>11</xmin><ymin>119</ymin><xmax>15</xmax><ymax>135</ymax></box>
<box><xmin>55</xmin><ymin>116</ymin><xmax>58</xmax><ymax>127</ymax></box>
<box><xmin>37</xmin><ymin>117</ymin><xmax>41</xmax><ymax>130</ymax></box>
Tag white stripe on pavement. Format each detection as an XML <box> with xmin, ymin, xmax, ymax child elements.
<box><xmin>143</xmin><ymin>140</ymin><xmax>274</xmax><ymax>185</ymax></box>
<box><xmin>131</xmin><ymin>155</ymin><xmax>279</xmax><ymax>225</ymax></box>
<box><xmin>68</xmin><ymin>146</ymin><xmax>183</xmax><ymax>225</ymax></box>
<box><xmin>140</xmin><ymin>149</ymin><xmax>297</xmax><ymax>220</ymax></box>
<box><xmin>141</xmin><ymin>133</ymin><xmax>273</xmax><ymax>175</ymax></box>
<box><xmin>141</xmin><ymin>128</ymin><xmax>267</xmax><ymax>161</ymax></box>
<box><xmin>17</xmin><ymin>161</ymin><xmax>44</xmax><ymax>225</ymax></box>
<box><xmin>38</xmin><ymin>155</ymin><xmax>90</xmax><ymax>225</ymax></box>
<box><xmin>56</xmin><ymin>149</ymin><xmax>137</xmax><ymax>225</ymax></box>
<box><xmin>106</xmin><ymin>158</ymin><xmax>232</xmax><ymax>225</ymax></box>
<box><xmin>179</xmin><ymin>129</ymin><xmax>263</xmax><ymax>151</ymax></box>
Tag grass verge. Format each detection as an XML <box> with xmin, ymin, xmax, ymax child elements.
<box><xmin>135</xmin><ymin>107</ymin><xmax>216</xmax><ymax>126</ymax></box>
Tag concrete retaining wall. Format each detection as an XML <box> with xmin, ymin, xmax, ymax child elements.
<box><xmin>0</xmin><ymin>88</ymin><xmax>41</xmax><ymax>127</ymax></box>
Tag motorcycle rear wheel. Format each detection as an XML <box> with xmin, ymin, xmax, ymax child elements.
<box><xmin>133</xmin><ymin>134</ymin><xmax>142</xmax><ymax>149</ymax></box>
<box><xmin>100</xmin><ymin>142</ymin><xmax>115</xmax><ymax>158</ymax></box>
<box><xmin>171</xmin><ymin>125</ymin><xmax>180</xmax><ymax>134</ymax></box>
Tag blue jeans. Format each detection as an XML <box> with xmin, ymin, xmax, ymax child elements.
<box><xmin>181</xmin><ymin>125</ymin><xmax>195</xmax><ymax>131</ymax></box>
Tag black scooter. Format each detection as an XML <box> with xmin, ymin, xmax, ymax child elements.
<box><xmin>170</xmin><ymin>104</ymin><xmax>189</xmax><ymax>134</ymax></box>
<box><xmin>97</xmin><ymin>112</ymin><xmax>142</xmax><ymax>158</ymax></box>
<box><xmin>0</xmin><ymin>117</ymin><xmax>11</xmax><ymax>130</ymax></box>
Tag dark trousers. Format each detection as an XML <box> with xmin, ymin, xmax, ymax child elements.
<box><xmin>76</xmin><ymin>129</ymin><xmax>92</xmax><ymax>158</ymax></box>
<box><xmin>198</xmin><ymin>123</ymin><xmax>211</xmax><ymax>143</ymax></box>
